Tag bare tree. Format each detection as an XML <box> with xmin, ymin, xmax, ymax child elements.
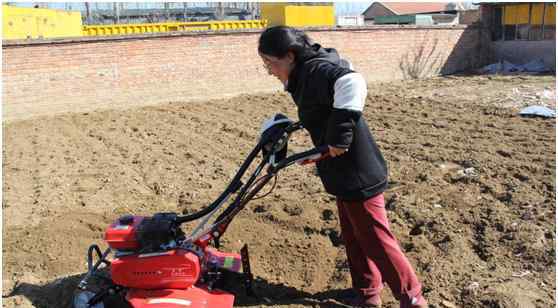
<box><xmin>33</xmin><ymin>2</ymin><xmax>49</xmax><ymax>8</ymax></box>
<box><xmin>446</xmin><ymin>2</ymin><xmax>478</xmax><ymax>11</ymax></box>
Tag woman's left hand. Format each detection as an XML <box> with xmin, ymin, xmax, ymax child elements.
<box><xmin>328</xmin><ymin>145</ymin><xmax>348</xmax><ymax>157</ymax></box>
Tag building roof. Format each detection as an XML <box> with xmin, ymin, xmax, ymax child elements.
<box><xmin>384</xmin><ymin>2</ymin><xmax>453</xmax><ymax>14</ymax></box>
<box><xmin>472</xmin><ymin>2</ymin><xmax>530</xmax><ymax>5</ymax></box>
<box><xmin>372</xmin><ymin>2</ymin><xmax>453</xmax><ymax>15</ymax></box>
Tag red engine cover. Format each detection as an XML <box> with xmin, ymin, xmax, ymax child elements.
<box><xmin>105</xmin><ymin>215</ymin><xmax>144</xmax><ymax>250</ymax></box>
<box><xmin>126</xmin><ymin>287</ymin><xmax>234</xmax><ymax>308</ymax></box>
<box><xmin>111</xmin><ymin>249</ymin><xmax>201</xmax><ymax>289</ymax></box>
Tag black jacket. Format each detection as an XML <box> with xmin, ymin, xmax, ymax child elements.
<box><xmin>286</xmin><ymin>44</ymin><xmax>388</xmax><ymax>201</ymax></box>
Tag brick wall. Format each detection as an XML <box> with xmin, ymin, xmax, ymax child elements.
<box><xmin>2</xmin><ymin>26</ymin><xmax>485</xmax><ymax>121</ymax></box>
<box><xmin>459</xmin><ymin>10</ymin><xmax>481</xmax><ymax>25</ymax></box>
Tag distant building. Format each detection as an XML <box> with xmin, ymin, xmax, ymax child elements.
<box><xmin>362</xmin><ymin>2</ymin><xmax>467</xmax><ymax>25</ymax></box>
<box><xmin>478</xmin><ymin>2</ymin><xmax>555</xmax><ymax>70</ymax></box>
<box><xmin>336</xmin><ymin>15</ymin><xmax>365</xmax><ymax>26</ymax></box>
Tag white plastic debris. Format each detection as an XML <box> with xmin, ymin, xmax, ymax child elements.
<box><xmin>519</xmin><ymin>105</ymin><xmax>556</xmax><ymax>118</ymax></box>
<box><xmin>512</xmin><ymin>270</ymin><xmax>531</xmax><ymax>278</ymax></box>
<box><xmin>479</xmin><ymin>59</ymin><xmax>550</xmax><ymax>74</ymax></box>
<box><xmin>522</xmin><ymin>59</ymin><xmax>548</xmax><ymax>72</ymax></box>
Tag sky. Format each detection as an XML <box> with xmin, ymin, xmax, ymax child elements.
<box><xmin>334</xmin><ymin>2</ymin><xmax>373</xmax><ymax>16</ymax></box>
<box><xmin>11</xmin><ymin>2</ymin><xmax>374</xmax><ymax>16</ymax></box>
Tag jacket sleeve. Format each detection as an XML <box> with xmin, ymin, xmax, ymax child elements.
<box><xmin>325</xmin><ymin>72</ymin><xmax>367</xmax><ymax>148</ymax></box>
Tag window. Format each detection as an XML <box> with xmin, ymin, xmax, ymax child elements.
<box><xmin>517</xmin><ymin>24</ymin><xmax>530</xmax><ymax>40</ymax></box>
<box><xmin>492</xmin><ymin>7</ymin><xmax>503</xmax><ymax>40</ymax></box>
<box><xmin>544</xmin><ymin>25</ymin><xmax>555</xmax><ymax>40</ymax></box>
<box><xmin>529</xmin><ymin>25</ymin><xmax>543</xmax><ymax>40</ymax></box>
<box><xmin>504</xmin><ymin>25</ymin><xmax>516</xmax><ymax>40</ymax></box>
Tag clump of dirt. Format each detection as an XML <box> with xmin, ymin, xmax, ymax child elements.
<box><xmin>3</xmin><ymin>75</ymin><xmax>555</xmax><ymax>307</ymax></box>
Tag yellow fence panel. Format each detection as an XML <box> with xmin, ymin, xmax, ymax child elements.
<box><xmin>531</xmin><ymin>3</ymin><xmax>544</xmax><ymax>25</ymax></box>
<box><xmin>544</xmin><ymin>3</ymin><xmax>556</xmax><ymax>25</ymax></box>
<box><xmin>82</xmin><ymin>20</ymin><xmax>268</xmax><ymax>37</ymax></box>
<box><xmin>504</xmin><ymin>5</ymin><xmax>518</xmax><ymax>25</ymax></box>
<box><xmin>516</xmin><ymin>4</ymin><xmax>530</xmax><ymax>24</ymax></box>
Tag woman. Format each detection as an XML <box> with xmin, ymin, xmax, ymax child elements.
<box><xmin>258</xmin><ymin>26</ymin><xmax>427</xmax><ymax>308</ymax></box>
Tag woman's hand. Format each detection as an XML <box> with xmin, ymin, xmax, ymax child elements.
<box><xmin>328</xmin><ymin>145</ymin><xmax>348</xmax><ymax>157</ymax></box>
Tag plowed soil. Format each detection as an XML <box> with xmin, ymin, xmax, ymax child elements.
<box><xmin>3</xmin><ymin>75</ymin><xmax>555</xmax><ymax>308</ymax></box>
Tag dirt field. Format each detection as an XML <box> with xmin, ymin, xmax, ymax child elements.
<box><xmin>2</xmin><ymin>75</ymin><xmax>556</xmax><ymax>308</ymax></box>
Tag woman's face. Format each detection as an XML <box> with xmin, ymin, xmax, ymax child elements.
<box><xmin>259</xmin><ymin>52</ymin><xmax>295</xmax><ymax>84</ymax></box>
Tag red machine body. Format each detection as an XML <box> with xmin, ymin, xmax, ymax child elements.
<box><xmin>126</xmin><ymin>287</ymin><xmax>234</xmax><ymax>308</ymax></box>
<box><xmin>104</xmin><ymin>215</ymin><xmax>144</xmax><ymax>250</ymax></box>
<box><xmin>111</xmin><ymin>249</ymin><xmax>201</xmax><ymax>289</ymax></box>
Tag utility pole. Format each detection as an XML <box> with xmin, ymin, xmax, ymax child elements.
<box><xmin>249</xmin><ymin>2</ymin><xmax>257</xmax><ymax>20</ymax></box>
<box><xmin>85</xmin><ymin>2</ymin><xmax>91</xmax><ymax>24</ymax></box>
<box><xmin>251</xmin><ymin>2</ymin><xmax>259</xmax><ymax>20</ymax></box>
<box><xmin>183</xmin><ymin>2</ymin><xmax>188</xmax><ymax>21</ymax></box>
<box><xmin>113</xmin><ymin>2</ymin><xmax>120</xmax><ymax>24</ymax></box>
<box><xmin>120</xmin><ymin>2</ymin><xmax>126</xmax><ymax>24</ymax></box>
<box><xmin>217</xmin><ymin>2</ymin><xmax>224</xmax><ymax>20</ymax></box>
<box><xmin>164</xmin><ymin>2</ymin><xmax>170</xmax><ymax>21</ymax></box>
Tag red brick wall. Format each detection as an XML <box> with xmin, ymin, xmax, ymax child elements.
<box><xmin>2</xmin><ymin>26</ymin><xmax>485</xmax><ymax>120</ymax></box>
<box><xmin>459</xmin><ymin>10</ymin><xmax>481</xmax><ymax>25</ymax></box>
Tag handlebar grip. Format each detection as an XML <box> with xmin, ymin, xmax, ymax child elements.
<box><xmin>271</xmin><ymin>145</ymin><xmax>330</xmax><ymax>172</ymax></box>
<box><xmin>297</xmin><ymin>145</ymin><xmax>330</xmax><ymax>165</ymax></box>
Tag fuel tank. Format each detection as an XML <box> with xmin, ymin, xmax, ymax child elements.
<box><xmin>105</xmin><ymin>215</ymin><xmax>144</xmax><ymax>251</ymax></box>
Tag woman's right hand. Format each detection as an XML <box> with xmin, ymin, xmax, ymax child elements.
<box><xmin>328</xmin><ymin>145</ymin><xmax>348</xmax><ymax>157</ymax></box>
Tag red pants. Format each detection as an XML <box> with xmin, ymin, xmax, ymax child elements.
<box><xmin>337</xmin><ymin>193</ymin><xmax>425</xmax><ymax>307</ymax></box>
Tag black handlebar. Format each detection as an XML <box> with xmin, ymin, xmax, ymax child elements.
<box><xmin>175</xmin><ymin>121</ymin><xmax>329</xmax><ymax>225</ymax></box>
<box><xmin>175</xmin><ymin>140</ymin><xmax>264</xmax><ymax>224</ymax></box>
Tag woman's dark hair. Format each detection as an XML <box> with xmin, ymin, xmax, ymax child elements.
<box><xmin>258</xmin><ymin>26</ymin><xmax>317</xmax><ymax>62</ymax></box>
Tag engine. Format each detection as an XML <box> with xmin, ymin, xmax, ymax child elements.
<box><xmin>111</xmin><ymin>249</ymin><xmax>201</xmax><ymax>289</ymax></box>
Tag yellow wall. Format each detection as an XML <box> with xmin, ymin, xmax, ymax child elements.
<box><xmin>260</xmin><ymin>3</ymin><xmax>334</xmax><ymax>27</ymax></box>
<box><xmin>285</xmin><ymin>5</ymin><xmax>335</xmax><ymax>27</ymax></box>
<box><xmin>260</xmin><ymin>3</ymin><xmax>286</xmax><ymax>27</ymax></box>
<box><xmin>2</xmin><ymin>5</ymin><xmax>82</xmax><ymax>39</ymax></box>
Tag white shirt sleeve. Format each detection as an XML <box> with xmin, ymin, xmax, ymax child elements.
<box><xmin>333</xmin><ymin>73</ymin><xmax>367</xmax><ymax>112</ymax></box>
